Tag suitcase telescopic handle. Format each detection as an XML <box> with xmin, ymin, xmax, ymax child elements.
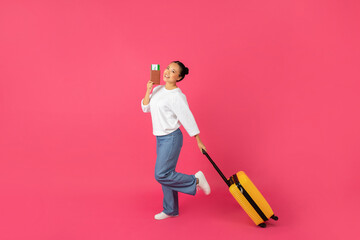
<box><xmin>202</xmin><ymin>149</ymin><xmax>231</xmax><ymax>187</ymax></box>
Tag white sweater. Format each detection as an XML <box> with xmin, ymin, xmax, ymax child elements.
<box><xmin>141</xmin><ymin>85</ymin><xmax>200</xmax><ymax>137</ymax></box>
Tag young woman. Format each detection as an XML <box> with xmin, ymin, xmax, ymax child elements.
<box><xmin>141</xmin><ymin>61</ymin><xmax>211</xmax><ymax>220</ymax></box>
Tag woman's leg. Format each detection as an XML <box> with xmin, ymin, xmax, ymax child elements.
<box><xmin>161</xmin><ymin>185</ymin><xmax>179</xmax><ymax>215</ymax></box>
<box><xmin>155</xmin><ymin>129</ymin><xmax>197</xmax><ymax>215</ymax></box>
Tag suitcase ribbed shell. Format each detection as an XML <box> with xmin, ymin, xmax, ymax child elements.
<box><xmin>229</xmin><ymin>171</ymin><xmax>274</xmax><ymax>225</ymax></box>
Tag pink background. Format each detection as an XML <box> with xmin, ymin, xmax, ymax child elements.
<box><xmin>1</xmin><ymin>0</ymin><xmax>359</xmax><ymax>239</ymax></box>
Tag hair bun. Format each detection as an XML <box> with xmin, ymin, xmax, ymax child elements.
<box><xmin>184</xmin><ymin>67</ymin><xmax>189</xmax><ymax>75</ymax></box>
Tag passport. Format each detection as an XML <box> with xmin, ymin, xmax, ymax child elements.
<box><xmin>150</xmin><ymin>64</ymin><xmax>160</xmax><ymax>85</ymax></box>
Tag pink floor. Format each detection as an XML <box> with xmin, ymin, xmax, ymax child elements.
<box><xmin>1</xmin><ymin>167</ymin><xmax>358</xmax><ymax>240</ymax></box>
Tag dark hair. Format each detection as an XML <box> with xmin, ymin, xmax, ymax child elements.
<box><xmin>172</xmin><ymin>61</ymin><xmax>189</xmax><ymax>82</ymax></box>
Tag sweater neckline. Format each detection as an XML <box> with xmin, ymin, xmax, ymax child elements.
<box><xmin>163</xmin><ymin>85</ymin><xmax>180</xmax><ymax>92</ymax></box>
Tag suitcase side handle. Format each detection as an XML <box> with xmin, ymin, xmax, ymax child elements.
<box><xmin>202</xmin><ymin>149</ymin><xmax>231</xmax><ymax>187</ymax></box>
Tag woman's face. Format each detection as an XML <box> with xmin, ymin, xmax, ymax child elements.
<box><xmin>163</xmin><ymin>62</ymin><xmax>182</xmax><ymax>84</ymax></box>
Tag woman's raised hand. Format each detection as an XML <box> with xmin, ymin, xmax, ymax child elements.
<box><xmin>147</xmin><ymin>80</ymin><xmax>154</xmax><ymax>92</ymax></box>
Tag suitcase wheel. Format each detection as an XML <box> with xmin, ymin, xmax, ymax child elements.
<box><xmin>258</xmin><ymin>223</ymin><xmax>266</xmax><ymax>228</ymax></box>
<box><xmin>271</xmin><ymin>215</ymin><xmax>279</xmax><ymax>221</ymax></box>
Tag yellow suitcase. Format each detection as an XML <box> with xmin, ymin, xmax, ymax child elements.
<box><xmin>202</xmin><ymin>150</ymin><xmax>278</xmax><ymax>227</ymax></box>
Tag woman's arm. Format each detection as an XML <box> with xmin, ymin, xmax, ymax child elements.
<box><xmin>143</xmin><ymin>90</ymin><xmax>151</xmax><ymax>105</ymax></box>
<box><xmin>143</xmin><ymin>80</ymin><xmax>154</xmax><ymax>105</ymax></box>
<box><xmin>194</xmin><ymin>134</ymin><xmax>207</xmax><ymax>153</ymax></box>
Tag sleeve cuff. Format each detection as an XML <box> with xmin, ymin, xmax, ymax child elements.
<box><xmin>189</xmin><ymin>130</ymin><xmax>200</xmax><ymax>137</ymax></box>
<box><xmin>141</xmin><ymin>98</ymin><xmax>151</xmax><ymax>113</ymax></box>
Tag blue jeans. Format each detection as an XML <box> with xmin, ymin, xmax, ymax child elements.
<box><xmin>155</xmin><ymin>128</ymin><xmax>197</xmax><ymax>216</ymax></box>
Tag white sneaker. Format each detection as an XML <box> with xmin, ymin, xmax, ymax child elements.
<box><xmin>154</xmin><ymin>212</ymin><xmax>178</xmax><ymax>220</ymax></box>
<box><xmin>195</xmin><ymin>171</ymin><xmax>211</xmax><ymax>195</ymax></box>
